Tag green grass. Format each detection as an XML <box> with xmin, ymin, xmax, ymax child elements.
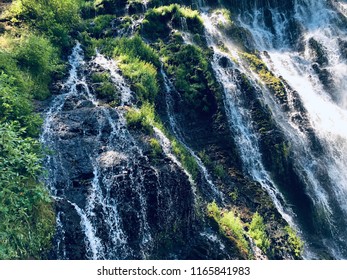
<box><xmin>207</xmin><ymin>202</ymin><xmax>250</xmax><ymax>257</ymax></box>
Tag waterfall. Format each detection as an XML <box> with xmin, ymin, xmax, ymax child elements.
<box><xmin>197</xmin><ymin>0</ymin><xmax>347</xmax><ymax>258</ymax></box>
<box><xmin>160</xmin><ymin>67</ymin><xmax>225</xmax><ymax>203</ymax></box>
<box><xmin>199</xmin><ymin>9</ymin><xmax>295</xmax><ymax>226</ymax></box>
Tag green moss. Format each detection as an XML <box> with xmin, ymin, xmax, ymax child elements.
<box><xmin>214</xmin><ymin>163</ymin><xmax>227</xmax><ymax>179</ymax></box>
<box><xmin>91</xmin><ymin>72</ymin><xmax>120</xmax><ymax>104</ymax></box>
<box><xmin>171</xmin><ymin>139</ymin><xmax>199</xmax><ymax>179</ymax></box>
<box><xmin>87</xmin><ymin>14</ymin><xmax>114</xmax><ymax>38</ymax></box>
<box><xmin>160</xmin><ymin>39</ymin><xmax>218</xmax><ymax>117</ymax></box>
<box><xmin>241</xmin><ymin>52</ymin><xmax>287</xmax><ymax>102</ymax></box>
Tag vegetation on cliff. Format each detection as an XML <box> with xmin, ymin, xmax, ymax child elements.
<box><xmin>0</xmin><ymin>0</ymin><xmax>86</xmax><ymax>259</ymax></box>
<box><xmin>0</xmin><ymin>0</ymin><xmax>306</xmax><ymax>260</ymax></box>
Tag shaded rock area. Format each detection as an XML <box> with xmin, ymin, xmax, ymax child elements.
<box><xmin>44</xmin><ymin>55</ymin><xmax>240</xmax><ymax>260</ymax></box>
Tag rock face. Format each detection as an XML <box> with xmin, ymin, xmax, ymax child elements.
<box><xmin>43</xmin><ymin>44</ymin><xmax>240</xmax><ymax>260</ymax></box>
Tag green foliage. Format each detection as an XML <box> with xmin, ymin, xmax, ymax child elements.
<box><xmin>214</xmin><ymin>163</ymin><xmax>227</xmax><ymax>179</ymax></box>
<box><xmin>121</xmin><ymin>59</ymin><xmax>158</xmax><ymax>103</ymax></box>
<box><xmin>207</xmin><ymin>200</ymin><xmax>220</xmax><ymax>220</ymax></box>
<box><xmin>241</xmin><ymin>52</ymin><xmax>286</xmax><ymax>100</ymax></box>
<box><xmin>160</xmin><ymin>41</ymin><xmax>217</xmax><ymax>116</ymax></box>
<box><xmin>87</xmin><ymin>15</ymin><xmax>114</xmax><ymax>38</ymax></box>
<box><xmin>142</xmin><ymin>4</ymin><xmax>203</xmax><ymax>39</ymax></box>
<box><xmin>110</xmin><ymin>36</ymin><xmax>159</xmax><ymax>103</ymax></box>
<box><xmin>0</xmin><ymin>72</ymin><xmax>42</xmax><ymax>137</ymax></box>
<box><xmin>12</xmin><ymin>0</ymin><xmax>83</xmax><ymax>49</ymax></box>
<box><xmin>113</xmin><ymin>35</ymin><xmax>160</xmax><ymax>67</ymax></box>
<box><xmin>249</xmin><ymin>212</ymin><xmax>270</xmax><ymax>252</ymax></box>
<box><xmin>14</xmin><ymin>34</ymin><xmax>61</xmax><ymax>99</ymax></box>
<box><xmin>149</xmin><ymin>138</ymin><xmax>162</xmax><ymax>159</ymax></box>
<box><xmin>126</xmin><ymin>102</ymin><xmax>155</xmax><ymax>134</ymax></box>
<box><xmin>285</xmin><ymin>226</ymin><xmax>304</xmax><ymax>258</ymax></box>
<box><xmin>91</xmin><ymin>72</ymin><xmax>120</xmax><ymax>104</ymax></box>
<box><xmin>0</xmin><ymin>122</ymin><xmax>55</xmax><ymax>259</ymax></box>
<box><xmin>171</xmin><ymin>139</ymin><xmax>199</xmax><ymax>179</ymax></box>
<box><xmin>207</xmin><ymin>202</ymin><xmax>250</xmax><ymax>257</ymax></box>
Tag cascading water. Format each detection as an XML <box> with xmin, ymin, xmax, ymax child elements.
<box><xmin>160</xmin><ymin>67</ymin><xmax>225</xmax><ymax>203</ymax></box>
<box><xmin>198</xmin><ymin>8</ymin><xmax>295</xmax><ymax>226</ymax></box>
<box><xmin>40</xmin><ymin>44</ymin><xmax>197</xmax><ymax>259</ymax></box>
<box><xmin>197</xmin><ymin>0</ymin><xmax>347</xmax><ymax>258</ymax></box>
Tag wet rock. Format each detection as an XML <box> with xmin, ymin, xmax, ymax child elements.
<box><xmin>218</xmin><ymin>56</ymin><xmax>231</xmax><ymax>68</ymax></box>
<box><xmin>309</xmin><ymin>38</ymin><xmax>329</xmax><ymax>66</ymax></box>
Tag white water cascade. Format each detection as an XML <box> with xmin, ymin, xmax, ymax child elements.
<box><xmin>160</xmin><ymin>67</ymin><xmax>225</xmax><ymax>203</ymax></box>
<box><xmin>40</xmin><ymin>44</ymin><xmax>161</xmax><ymax>259</ymax></box>
<box><xmin>198</xmin><ymin>0</ymin><xmax>347</xmax><ymax>258</ymax></box>
<box><xmin>199</xmin><ymin>9</ymin><xmax>295</xmax><ymax>226</ymax></box>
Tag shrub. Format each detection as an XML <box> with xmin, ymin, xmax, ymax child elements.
<box><xmin>171</xmin><ymin>139</ymin><xmax>199</xmax><ymax>179</ymax></box>
<box><xmin>88</xmin><ymin>14</ymin><xmax>114</xmax><ymax>38</ymax></box>
<box><xmin>0</xmin><ymin>122</ymin><xmax>55</xmax><ymax>259</ymax></box>
<box><xmin>12</xmin><ymin>0</ymin><xmax>83</xmax><ymax>49</ymax></box>
<box><xmin>126</xmin><ymin>102</ymin><xmax>155</xmax><ymax>134</ymax></box>
<box><xmin>241</xmin><ymin>52</ymin><xmax>287</xmax><ymax>102</ymax></box>
<box><xmin>249</xmin><ymin>212</ymin><xmax>270</xmax><ymax>252</ymax></box>
<box><xmin>207</xmin><ymin>202</ymin><xmax>250</xmax><ymax>257</ymax></box>
<box><xmin>118</xmin><ymin>58</ymin><xmax>158</xmax><ymax>103</ymax></box>
<box><xmin>161</xmin><ymin>42</ymin><xmax>218</xmax><ymax>116</ymax></box>
<box><xmin>285</xmin><ymin>226</ymin><xmax>304</xmax><ymax>258</ymax></box>
<box><xmin>149</xmin><ymin>138</ymin><xmax>162</xmax><ymax>159</ymax></box>
<box><xmin>91</xmin><ymin>72</ymin><xmax>120</xmax><ymax>104</ymax></box>
<box><xmin>142</xmin><ymin>4</ymin><xmax>203</xmax><ymax>40</ymax></box>
<box><xmin>113</xmin><ymin>35</ymin><xmax>160</xmax><ymax>67</ymax></box>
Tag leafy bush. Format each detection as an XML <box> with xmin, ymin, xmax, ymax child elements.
<box><xmin>207</xmin><ymin>202</ymin><xmax>250</xmax><ymax>257</ymax></box>
<box><xmin>126</xmin><ymin>102</ymin><xmax>155</xmax><ymax>134</ymax></box>
<box><xmin>91</xmin><ymin>72</ymin><xmax>120</xmax><ymax>104</ymax></box>
<box><xmin>160</xmin><ymin>41</ymin><xmax>217</xmax><ymax>116</ymax></box>
<box><xmin>241</xmin><ymin>52</ymin><xmax>287</xmax><ymax>102</ymax></box>
<box><xmin>0</xmin><ymin>122</ymin><xmax>55</xmax><ymax>259</ymax></box>
<box><xmin>0</xmin><ymin>72</ymin><xmax>42</xmax><ymax>137</ymax></box>
<box><xmin>14</xmin><ymin>34</ymin><xmax>61</xmax><ymax>99</ymax></box>
<box><xmin>87</xmin><ymin>14</ymin><xmax>114</xmax><ymax>38</ymax></box>
<box><xmin>249</xmin><ymin>212</ymin><xmax>270</xmax><ymax>252</ymax></box>
<box><xmin>171</xmin><ymin>139</ymin><xmax>199</xmax><ymax>179</ymax></box>
<box><xmin>142</xmin><ymin>4</ymin><xmax>203</xmax><ymax>39</ymax></box>
<box><xmin>113</xmin><ymin>35</ymin><xmax>160</xmax><ymax>67</ymax></box>
<box><xmin>149</xmin><ymin>138</ymin><xmax>163</xmax><ymax>159</ymax></box>
<box><xmin>12</xmin><ymin>0</ymin><xmax>83</xmax><ymax>50</ymax></box>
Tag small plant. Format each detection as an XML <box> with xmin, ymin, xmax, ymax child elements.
<box><xmin>249</xmin><ymin>212</ymin><xmax>270</xmax><ymax>252</ymax></box>
<box><xmin>206</xmin><ymin>202</ymin><xmax>250</xmax><ymax>257</ymax></box>
<box><xmin>214</xmin><ymin>163</ymin><xmax>227</xmax><ymax>179</ymax></box>
<box><xmin>229</xmin><ymin>189</ymin><xmax>238</xmax><ymax>202</ymax></box>
<box><xmin>241</xmin><ymin>52</ymin><xmax>287</xmax><ymax>102</ymax></box>
<box><xmin>285</xmin><ymin>226</ymin><xmax>304</xmax><ymax>258</ymax></box>
<box><xmin>125</xmin><ymin>102</ymin><xmax>155</xmax><ymax>134</ymax></box>
<box><xmin>149</xmin><ymin>138</ymin><xmax>162</xmax><ymax>159</ymax></box>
